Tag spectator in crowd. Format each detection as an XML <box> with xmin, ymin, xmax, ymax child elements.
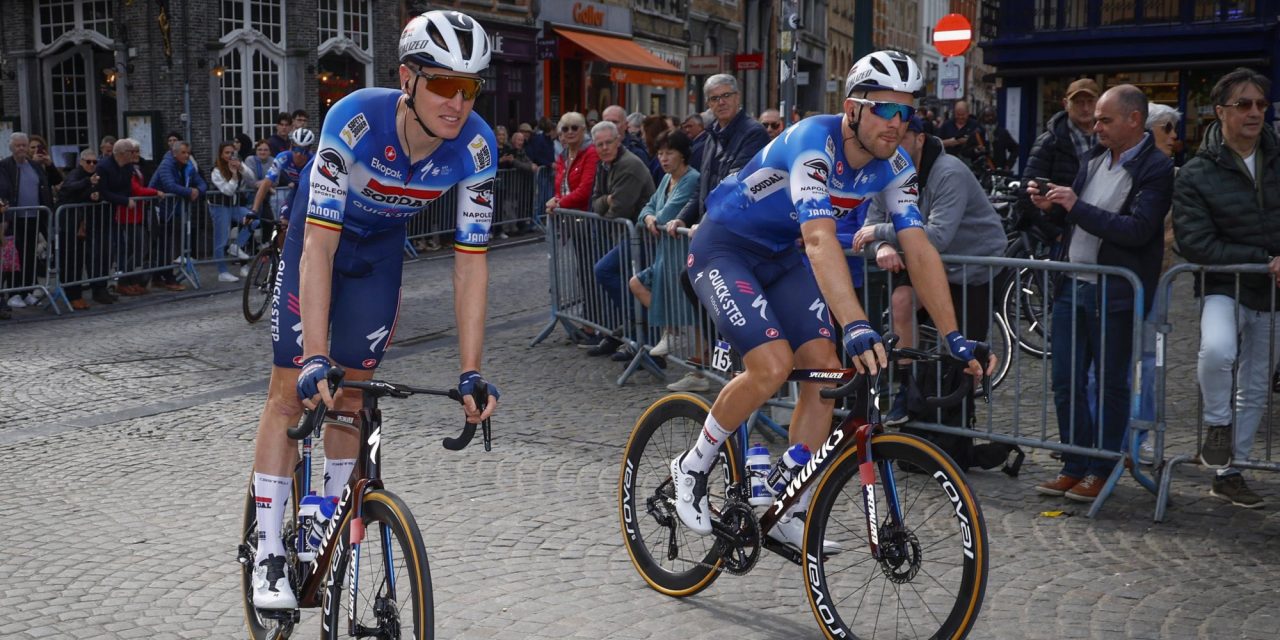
<box><xmin>978</xmin><ymin>105</ymin><xmax>1020</xmax><ymax>173</ymax></box>
<box><xmin>28</xmin><ymin>134</ymin><xmax>65</xmax><ymax>195</ymax></box>
<box><xmin>1148</xmin><ymin>103</ymin><xmax>1183</xmax><ymax>276</ymax></box>
<box><xmin>603</xmin><ymin>105</ymin><xmax>649</xmax><ymax>167</ymax></box>
<box><xmin>641</xmin><ymin>115</ymin><xmax>669</xmax><ymax>186</ymax></box>
<box><xmin>0</xmin><ymin>132</ymin><xmax>55</xmax><ymax>309</ymax></box>
<box><xmin>627</xmin><ymin>112</ymin><xmax>645</xmax><ymax>140</ymax></box>
<box><xmin>1173</xmin><ymin>67</ymin><xmax>1279</xmax><ymax>508</ymax></box>
<box><xmin>494</xmin><ymin>125</ymin><xmax>510</xmax><ymax>152</ymax></box>
<box><xmin>234</xmin><ymin>132</ymin><xmax>256</xmax><ymax>160</ymax></box>
<box><xmin>149</xmin><ymin>140</ymin><xmax>207</xmax><ymax>291</ymax></box>
<box><xmin>759</xmin><ymin>108</ymin><xmax>784</xmax><ymax>139</ymax></box>
<box><xmin>1028</xmin><ymin>85</ymin><xmax>1173</xmax><ymax>502</ymax></box>
<box><xmin>210</xmin><ymin>140</ymin><xmax>257</xmax><ymax>282</ymax></box>
<box><xmin>291</xmin><ymin>110</ymin><xmax>309</xmax><ymax>132</ymax></box>
<box><xmin>939</xmin><ymin>101</ymin><xmax>983</xmax><ymax>169</ymax></box>
<box><xmin>99</xmin><ymin>135</ymin><xmax>116</xmax><ymax>158</ymax></box>
<box><xmin>585</xmin><ymin>121</ymin><xmax>656</xmax><ymax>357</ymax></box>
<box><xmin>854</xmin><ymin>115</ymin><xmax>1007</xmax><ymax>424</ymax></box>
<box><xmin>1015</xmin><ymin>78</ymin><xmax>1100</xmax><ymax>233</ymax></box>
<box><xmin>920</xmin><ymin>107</ymin><xmax>938</xmax><ymax>135</ymax></box>
<box><xmin>545</xmin><ymin>112</ymin><xmax>598</xmax><ymax>215</ymax></box>
<box><xmin>497</xmin><ymin>130</ymin><xmax>536</xmax><ymax>238</ymax></box>
<box><xmin>665</xmin><ymin>74</ymin><xmax>768</xmax><ymax>391</ymax></box>
<box><xmin>629</xmin><ymin>129</ymin><xmax>700</xmax><ymax>358</ymax></box>
<box><xmin>680</xmin><ymin>113</ymin><xmax>709</xmax><ymax>171</ymax></box>
<box><xmin>57</xmin><ymin>148</ymin><xmax>114</xmax><ymax>309</ymax></box>
<box><xmin>99</xmin><ymin>138</ymin><xmax>153</xmax><ymax>296</ymax></box>
<box><xmin>267</xmin><ymin>112</ymin><xmax>292</xmax><ymax>155</ymax></box>
<box><xmin>528</xmin><ymin>117</ymin><xmax>556</xmax><ymax>169</ymax></box>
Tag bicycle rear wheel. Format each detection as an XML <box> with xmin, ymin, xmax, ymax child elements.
<box><xmin>239</xmin><ymin>466</ymin><xmax>301</xmax><ymax>640</ymax></box>
<box><xmin>242</xmin><ymin>246</ymin><xmax>276</xmax><ymax>324</ymax></box>
<box><xmin>1002</xmin><ymin>267</ymin><xmax>1051</xmax><ymax>359</ymax></box>
<box><xmin>322</xmin><ymin>489</ymin><xmax>433</xmax><ymax>640</ymax></box>
<box><xmin>804</xmin><ymin>433</ymin><xmax>988</xmax><ymax>639</ymax></box>
<box><xmin>618</xmin><ymin>393</ymin><xmax>742</xmax><ymax>597</ymax></box>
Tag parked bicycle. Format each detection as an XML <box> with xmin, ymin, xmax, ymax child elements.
<box><xmin>238</xmin><ymin>368</ymin><xmax>493</xmax><ymax>639</ymax></box>
<box><xmin>618</xmin><ymin>336</ymin><xmax>990</xmax><ymax>639</ymax></box>
<box><xmin>243</xmin><ymin>215</ymin><xmax>286</xmax><ymax>324</ymax></box>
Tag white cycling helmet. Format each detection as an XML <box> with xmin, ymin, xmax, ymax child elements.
<box><xmin>845</xmin><ymin>50</ymin><xmax>924</xmax><ymax>98</ymax></box>
<box><xmin>288</xmin><ymin>128</ymin><xmax>316</xmax><ymax>148</ymax></box>
<box><xmin>399</xmin><ymin>10</ymin><xmax>490</xmax><ymax>74</ymax></box>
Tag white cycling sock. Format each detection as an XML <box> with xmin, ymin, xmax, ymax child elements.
<box><xmin>324</xmin><ymin>458</ymin><xmax>356</xmax><ymax>499</ymax></box>
<box><xmin>253</xmin><ymin>472</ymin><xmax>292</xmax><ymax>562</ymax></box>
<box><xmin>684</xmin><ymin>413</ymin><xmax>734</xmax><ymax>474</ymax></box>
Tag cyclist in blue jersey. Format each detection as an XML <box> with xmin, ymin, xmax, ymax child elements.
<box><xmin>669</xmin><ymin>51</ymin><xmax>993</xmax><ymax>549</ymax></box>
<box><xmin>247</xmin><ymin>9</ymin><xmax>500</xmax><ymax>610</ymax></box>
<box><xmin>250</xmin><ymin>127</ymin><xmax>315</xmax><ymax>223</ymax></box>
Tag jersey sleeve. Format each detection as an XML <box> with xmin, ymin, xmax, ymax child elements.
<box><xmin>452</xmin><ymin>126</ymin><xmax>499</xmax><ymax>254</ymax></box>
<box><xmin>788</xmin><ymin>125</ymin><xmax>837</xmax><ymax>226</ymax></box>
<box><xmin>265</xmin><ymin>151</ymin><xmax>290</xmax><ymax>185</ymax></box>
<box><xmin>881</xmin><ymin>148</ymin><xmax>926</xmax><ymax>233</ymax></box>
<box><xmin>302</xmin><ymin>128</ymin><xmax>356</xmax><ymax>233</ymax></box>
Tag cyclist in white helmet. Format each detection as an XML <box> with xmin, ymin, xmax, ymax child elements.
<box><xmin>250</xmin><ymin>127</ymin><xmax>317</xmax><ymax>222</ymax></box>
<box><xmin>668</xmin><ymin>50</ymin><xmax>992</xmax><ymax>549</ymax></box>
<box><xmin>247</xmin><ymin>9</ymin><xmax>500</xmax><ymax>610</ymax></box>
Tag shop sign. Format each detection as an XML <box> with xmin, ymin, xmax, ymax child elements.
<box><xmin>688</xmin><ymin>55</ymin><xmax>722</xmax><ymax>75</ymax></box>
<box><xmin>538</xmin><ymin>1</ymin><xmax>631</xmax><ymax>34</ymax></box>
<box><xmin>537</xmin><ymin>37</ymin><xmax>558</xmax><ymax>61</ymax></box>
<box><xmin>734</xmin><ymin>53</ymin><xmax>764</xmax><ymax>71</ymax></box>
<box><xmin>488</xmin><ymin>28</ymin><xmax>535</xmax><ymax>61</ymax></box>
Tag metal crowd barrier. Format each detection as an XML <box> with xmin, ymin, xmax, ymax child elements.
<box><xmin>1149</xmin><ymin>263</ymin><xmax>1280</xmax><ymax>521</ymax></box>
<box><xmin>403</xmin><ymin>167</ymin><xmax>550</xmax><ymax>257</ymax></box>
<box><xmin>530</xmin><ymin>208</ymin><xmax>656</xmax><ymax>385</ymax></box>
<box><xmin>1</xmin><ymin>205</ymin><xmax>57</xmax><ymax>313</ymax></box>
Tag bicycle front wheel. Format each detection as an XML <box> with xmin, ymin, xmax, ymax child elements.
<box><xmin>322</xmin><ymin>489</ymin><xmax>433</xmax><ymax>640</ymax></box>
<box><xmin>618</xmin><ymin>393</ymin><xmax>742</xmax><ymax>597</ymax></box>
<box><xmin>242</xmin><ymin>246</ymin><xmax>276</xmax><ymax>324</ymax></box>
<box><xmin>804</xmin><ymin>433</ymin><xmax>988</xmax><ymax>639</ymax></box>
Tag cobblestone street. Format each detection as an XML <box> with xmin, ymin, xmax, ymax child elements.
<box><xmin>2</xmin><ymin>242</ymin><xmax>1278</xmax><ymax>639</ymax></box>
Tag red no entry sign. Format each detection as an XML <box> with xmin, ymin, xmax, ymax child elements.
<box><xmin>933</xmin><ymin>13</ymin><xmax>973</xmax><ymax>57</ymax></box>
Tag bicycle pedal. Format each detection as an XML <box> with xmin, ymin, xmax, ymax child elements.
<box><xmin>259</xmin><ymin>608</ymin><xmax>301</xmax><ymax>622</ymax></box>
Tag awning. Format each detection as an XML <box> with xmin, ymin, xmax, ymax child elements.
<box><xmin>553</xmin><ymin>28</ymin><xmax>684</xmax><ymax>89</ymax></box>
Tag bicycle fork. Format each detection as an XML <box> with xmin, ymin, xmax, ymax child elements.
<box><xmin>854</xmin><ymin>423</ymin><xmax>906</xmax><ymax>563</ymax></box>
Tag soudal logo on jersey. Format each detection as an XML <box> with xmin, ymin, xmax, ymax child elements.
<box><xmin>466</xmin><ymin>178</ymin><xmax>494</xmax><ymax>209</ymax></box>
<box><xmin>899</xmin><ymin>173</ymin><xmax>919</xmax><ymax>197</ymax></box>
<box><xmin>360</xmin><ymin>179</ymin><xmax>443</xmax><ymax>207</ymax></box>
<box><xmin>803</xmin><ymin>158</ymin><xmax>829</xmax><ymax>184</ymax></box>
<box><xmin>384</xmin><ymin>146</ymin><xmax>397</xmax><ymax>161</ymax></box>
<box><xmin>830</xmin><ymin>194</ymin><xmax>865</xmax><ymax>218</ymax></box>
<box><xmin>747</xmin><ymin>170</ymin><xmax>786</xmax><ymax>196</ymax></box>
<box><xmin>317</xmin><ymin>148</ymin><xmax>347</xmax><ymax>186</ymax></box>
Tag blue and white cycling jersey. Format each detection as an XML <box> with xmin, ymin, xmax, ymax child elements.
<box><xmin>299</xmin><ymin>87</ymin><xmax>497</xmax><ymax>249</ymax></box>
<box><xmin>265</xmin><ymin>150</ymin><xmax>309</xmax><ymax>189</ymax></box>
<box><xmin>703</xmin><ymin>114</ymin><xmax>924</xmax><ymax>251</ymax></box>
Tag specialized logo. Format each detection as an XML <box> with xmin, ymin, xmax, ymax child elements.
<box><xmin>771</xmin><ymin>427</ymin><xmax>846</xmax><ymax>518</ymax></box>
<box><xmin>317</xmin><ymin>148</ymin><xmax>347</xmax><ymax>185</ymax></box>
<box><xmin>751</xmin><ymin>294</ymin><xmax>768</xmax><ymax>320</ymax></box>
<box><xmin>366</xmin><ymin>325</ymin><xmax>390</xmax><ymax>353</ymax></box>
<box><xmin>803</xmin><ymin>158</ymin><xmax>829</xmax><ymax>184</ymax></box>
<box><xmin>466</xmin><ymin>177</ymin><xmax>494</xmax><ymax>208</ymax></box>
<box><xmin>890</xmin><ymin>150</ymin><xmax>909</xmax><ymax>175</ymax></box>
<box><xmin>360</xmin><ymin>179</ymin><xmax>443</xmax><ymax>207</ymax></box>
<box><xmin>809</xmin><ymin>298</ymin><xmax>827</xmax><ymax>322</ymax></box>
<box><xmin>707</xmin><ymin>268</ymin><xmax>747</xmax><ymax>327</ymax></box>
<box><xmin>899</xmin><ymin>173</ymin><xmax>919</xmax><ymax>197</ymax></box>
<box><xmin>384</xmin><ymin>145</ymin><xmax>396</xmax><ymax>161</ymax></box>
<box><xmin>339</xmin><ymin>112</ymin><xmax>370</xmax><ymax>147</ymax></box>
<box><xmin>370</xmin><ymin>157</ymin><xmax>403</xmax><ymax>180</ymax></box>
<box><xmin>468</xmin><ymin>134</ymin><xmax>492</xmax><ymax>171</ymax></box>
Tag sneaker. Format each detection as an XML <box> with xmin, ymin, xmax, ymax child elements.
<box><xmin>610</xmin><ymin>345</ymin><xmax>636</xmax><ymax>362</ymax></box>
<box><xmin>70</xmin><ymin>298</ymin><xmax>90</xmax><ymax>311</ymax></box>
<box><xmin>670</xmin><ymin>454</ymin><xmax>712</xmax><ymax>535</ymax></box>
<box><xmin>649</xmin><ymin>332</ymin><xmax>671</xmax><ymax>357</ymax></box>
<box><xmin>1035</xmin><ymin>474</ymin><xmax>1081</xmax><ymax>497</ymax></box>
<box><xmin>1210</xmin><ymin>473</ymin><xmax>1264</xmax><ymax>509</ymax></box>
<box><xmin>425</xmin><ymin>238</ymin><xmax>442</xmax><ymax>251</ymax></box>
<box><xmin>7</xmin><ymin>295</ymin><xmax>26</xmax><ymax>308</ymax></box>
<box><xmin>228</xmin><ymin>244</ymin><xmax>251</xmax><ymax>260</ymax></box>
<box><xmin>218</xmin><ymin>272</ymin><xmax>239</xmax><ymax>283</ymax></box>
<box><xmin>571</xmin><ymin>331</ymin><xmax>601</xmax><ymax>347</ymax></box>
<box><xmin>1065</xmin><ymin>475</ymin><xmax>1105</xmax><ymax>502</ymax></box>
<box><xmin>883</xmin><ymin>391</ymin><xmax>909</xmax><ymax>426</ymax></box>
<box><xmin>1200</xmin><ymin>424</ymin><xmax>1232</xmax><ymax>468</ymax></box>
<box><xmin>767</xmin><ymin>512</ymin><xmax>843</xmax><ymax>555</ymax></box>
<box><xmin>587</xmin><ymin>336</ymin><xmax>623</xmax><ymax>357</ymax></box>
<box><xmin>667</xmin><ymin>372</ymin><xmax>711</xmax><ymax>392</ymax></box>
<box><xmin>251</xmin><ymin>554</ymin><xmax>297</xmax><ymax>609</ymax></box>
<box><xmin>240</xmin><ymin>264</ymin><xmax>251</xmax><ymax>277</ymax></box>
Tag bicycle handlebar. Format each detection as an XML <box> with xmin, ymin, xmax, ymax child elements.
<box><xmin>286</xmin><ymin>368</ymin><xmax>493</xmax><ymax>451</ymax></box>
<box><xmin>817</xmin><ymin>335</ymin><xmax>990</xmax><ymax>410</ymax></box>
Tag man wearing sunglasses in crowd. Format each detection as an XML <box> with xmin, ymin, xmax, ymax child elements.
<box><xmin>667</xmin><ymin>51</ymin><xmax>991</xmax><ymax>550</ymax></box>
<box><xmin>245</xmin><ymin>9</ymin><xmax>500</xmax><ymax>610</ymax></box>
<box><xmin>759</xmin><ymin>108</ymin><xmax>785</xmax><ymax>140</ymax></box>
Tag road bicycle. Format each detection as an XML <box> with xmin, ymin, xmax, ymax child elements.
<box><xmin>243</xmin><ymin>215</ymin><xmax>286</xmax><ymax>324</ymax></box>
<box><xmin>238</xmin><ymin>369</ymin><xmax>492</xmax><ymax>639</ymax></box>
<box><xmin>618</xmin><ymin>337</ymin><xmax>989</xmax><ymax>639</ymax></box>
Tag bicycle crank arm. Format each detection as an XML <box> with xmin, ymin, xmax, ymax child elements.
<box><xmin>760</xmin><ymin>536</ymin><xmax>802</xmax><ymax>566</ymax></box>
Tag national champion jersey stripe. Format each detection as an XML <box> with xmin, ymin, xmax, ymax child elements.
<box><xmin>306</xmin><ymin>217</ymin><xmax>343</xmax><ymax>231</ymax></box>
<box><xmin>454</xmin><ymin>243</ymin><xmax>488</xmax><ymax>254</ymax></box>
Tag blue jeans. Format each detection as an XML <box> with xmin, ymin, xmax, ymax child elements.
<box><xmin>210</xmin><ymin>205</ymin><xmax>253</xmax><ymax>274</ymax></box>
<box><xmin>593</xmin><ymin>240</ymin><xmax>631</xmax><ymax>331</ymax></box>
<box><xmin>1050</xmin><ymin>279</ymin><xmax>1134</xmax><ymax>478</ymax></box>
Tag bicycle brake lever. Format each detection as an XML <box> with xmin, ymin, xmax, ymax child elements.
<box><xmin>482</xmin><ymin>418</ymin><xmax>492</xmax><ymax>452</ymax></box>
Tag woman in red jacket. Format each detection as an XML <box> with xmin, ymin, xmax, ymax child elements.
<box><xmin>114</xmin><ymin>166</ymin><xmax>159</xmax><ymax>295</ymax></box>
<box><xmin>545</xmin><ymin>111</ymin><xmax>598</xmax><ymax>214</ymax></box>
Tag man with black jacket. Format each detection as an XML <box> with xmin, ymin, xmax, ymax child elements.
<box><xmin>1173</xmin><ymin>67</ymin><xmax>1279</xmax><ymax>509</ymax></box>
<box><xmin>58</xmin><ymin>149</ymin><xmax>116</xmax><ymax>309</ymax></box>
<box><xmin>0</xmin><ymin>132</ymin><xmax>56</xmax><ymax>312</ymax></box>
<box><xmin>1015</xmin><ymin>78</ymin><xmax>1100</xmax><ymax>233</ymax></box>
<box><xmin>1028</xmin><ymin>84</ymin><xmax>1173</xmax><ymax>503</ymax></box>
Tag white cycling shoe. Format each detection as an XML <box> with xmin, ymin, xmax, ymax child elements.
<box><xmin>252</xmin><ymin>554</ymin><xmax>298</xmax><ymax>609</ymax></box>
<box><xmin>670</xmin><ymin>454</ymin><xmax>713</xmax><ymax>535</ymax></box>
<box><xmin>767</xmin><ymin>513</ymin><xmax>844</xmax><ymax>555</ymax></box>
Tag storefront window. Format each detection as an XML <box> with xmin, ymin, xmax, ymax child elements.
<box><xmin>218</xmin><ymin>1</ymin><xmax>286</xmax><ymax>142</ymax></box>
<box><xmin>1195</xmin><ymin>0</ymin><xmax>1254</xmax><ymax>21</ymax></box>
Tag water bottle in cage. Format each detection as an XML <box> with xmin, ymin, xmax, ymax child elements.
<box><xmin>296</xmin><ymin>494</ymin><xmax>338</xmax><ymax>562</ymax></box>
<box><xmin>746</xmin><ymin>444</ymin><xmax>773</xmax><ymax>506</ymax></box>
<box><xmin>766</xmin><ymin>443</ymin><xmax>812</xmax><ymax>498</ymax></box>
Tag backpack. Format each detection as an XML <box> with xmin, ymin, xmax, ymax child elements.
<box><xmin>900</xmin><ymin>361</ymin><xmax>1024</xmax><ymax>476</ymax></box>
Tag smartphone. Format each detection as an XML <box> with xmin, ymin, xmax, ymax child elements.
<box><xmin>1022</xmin><ymin>177</ymin><xmax>1054</xmax><ymax>196</ymax></box>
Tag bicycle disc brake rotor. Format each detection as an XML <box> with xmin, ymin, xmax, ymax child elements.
<box><xmin>714</xmin><ymin>501</ymin><xmax>761</xmax><ymax>576</ymax></box>
<box><xmin>877</xmin><ymin>524</ymin><xmax>922</xmax><ymax>584</ymax></box>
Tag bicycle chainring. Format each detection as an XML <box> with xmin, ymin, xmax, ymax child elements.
<box><xmin>714</xmin><ymin>501</ymin><xmax>761</xmax><ymax>576</ymax></box>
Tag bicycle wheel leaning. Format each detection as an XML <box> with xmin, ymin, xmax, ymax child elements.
<box><xmin>242</xmin><ymin>246</ymin><xmax>277</xmax><ymax>324</ymax></box>
<box><xmin>239</xmin><ymin>466</ymin><xmax>301</xmax><ymax>640</ymax></box>
<box><xmin>619</xmin><ymin>393</ymin><xmax>743</xmax><ymax>597</ymax></box>
<box><xmin>322</xmin><ymin>489</ymin><xmax>434</xmax><ymax>640</ymax></box>
<box><xmin>803</xmin><ymin>432</ymin><xmax>988</xmax><ymax>640</ymax></box>
<box><xmin>1002</xmin><ymin>267</ymin><xmax>1051</xmax><ymax>359</ymax></box>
